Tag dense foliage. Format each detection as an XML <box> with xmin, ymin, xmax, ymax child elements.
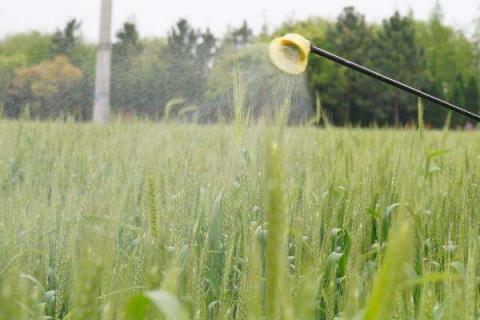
<box><xmin>1</xmin><ymin>120</ymin><xmax>480</xmax><ymax>319</ymax></box>
<box><xmin>0</xmin><ymin>3</ymin><xmax>479</xmax><ymax>126</ymax></box>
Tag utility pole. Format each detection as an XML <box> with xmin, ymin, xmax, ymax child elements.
<box><xmin>93</xmin><ymin>0</ymin><xmax>113</xmax><ymax>124</ymax></box>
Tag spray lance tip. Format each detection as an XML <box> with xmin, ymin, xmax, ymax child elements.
<box><xmin>269</xmin><ymin>33</ymin><xmax>311</xmax><ymax>75</ymax></box>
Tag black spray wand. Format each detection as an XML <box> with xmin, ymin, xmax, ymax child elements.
<box><xmin>269</xmin><ymin>33</ymin><xmax>480</xmax><ymax>122</ymax></box>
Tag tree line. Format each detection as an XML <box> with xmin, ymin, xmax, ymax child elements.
<box><xmin>0</xmin><ymin>3</ymin><xmax>479</xmax><ymax>127</ymax></box>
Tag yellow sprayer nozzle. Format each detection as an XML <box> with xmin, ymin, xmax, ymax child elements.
<box><xmin>269</xmin><ymin>33</ymin><xmax>311</xmax><ymax>75</ymax></box>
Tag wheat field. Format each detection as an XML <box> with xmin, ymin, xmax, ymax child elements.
<box><xmin>0</xmin><ymin>120</ymin><xmax>479</xmax><ymax>319</ymax></box>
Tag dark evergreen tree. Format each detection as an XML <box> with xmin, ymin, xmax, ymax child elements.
<box><xmin>374</xmin><ymin>12</ymin><xmax>427</xmax><ymax>126</ymax></box>
<box><xmin>113</xmin><ymin>22</ymin><xmax>143</xmax><ymax>64</ymax></box>
<box><xmin>450</xmin><ymin>74</ymin><xmax>465</xmax><ymax>107</ymax></box>
<box><xmin>224</xmin><ymin>20</ymin><xmax>253</xmax><ymax>49</ymax></box>
<box><xmin>164</xmin><ymin>19</ymin><xmax>218</xmax><ymax>106</ymax></box>
<box><xmin>167</xmin><ymin>19</ymin><xmax>199</xmax><ymax>58</ymax></box>
<box><xmin>49</xmin><ymin>19</ymin><xmax>82</xmax><ymax>58</ymax></box>
<box><xmin>111</xmin><ymin>22</ymin><xmax>144</xmax><ymax>114</ymax></box>
<box><xmin>197</xmin><ymin>28</ymin><xmax>217</xmax><ymax>72</ymax></box>
<box><xmin>321</xmin><ymin>7</ymin><xmax>377</xmax><ymax>125</ymax></box>
<box><xmin>465</xmin><ymin>76</ymin><xmax>480</xmax><ymax>114</ymax></box>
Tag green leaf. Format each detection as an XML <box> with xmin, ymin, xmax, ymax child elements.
<box><xmin>382</xmin><ymin>203</ymin><xmax>401</xmax><ymax>240</ymax></box>
<box><xmin>125</xmin><ymin>290</ymin><xmax>189</xmax><ymax>320</ymax></box>
<box><xmin>125</xmin><ymin>295</ymin><xmax>149</xmax><ymax>320</ymax></box>
<box><xmin>426</xmin><ymin>149</ymin><xmax>449</xmax><ymax>160</ymax></box>
<box><xmin>362</xmin><ymin>221</ymin><xmax>413</xmax><ymax>320</ymax></box>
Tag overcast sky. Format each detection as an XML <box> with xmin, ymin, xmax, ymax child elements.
<box><xmin>1</xmin><ymin>0</ymin><xmax>479</xmax><ymax>41</ymax></box>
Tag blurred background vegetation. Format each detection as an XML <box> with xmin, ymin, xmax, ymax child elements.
<box><xmin>1</xmin><ymin>3</ymin><xmax>479</xmax><ymax>127</ymax></box>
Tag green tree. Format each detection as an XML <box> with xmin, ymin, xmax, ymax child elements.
<box><xmin>0</xmin><ymin>32</ymin><xmax>52</xmax><ymax>114</ymax></box>
<box><xmin>450</xmin><ymin>74</ymin><xmax>466</xmax><ymax>110</ymax></box>
<box><xmin>164</xmin><ymin>19</ymin><xmax>217</xmax><ymax>106</ymax></box>
<box><xmin>113</xmin><ymin>22</ymin><xmax>143</xmax><ymax>64</ymax></box>
<box><xmin>111</xmin><ymin>22</ymin><xmax>144</xmax><ymax>113</ymax></box>
<box><xmin>223</xmin><ymin>20</ymin><xmax>253</xmax><ymax>49</ymax></box>
<box><xmin>197</xmin><ymin>28</ymin><xmax>217</xmax><ymax>73</ymax></box>
<box><xmin>322</xmin><ymin>7</ymin><xmax>376</xmax><ymax>124</ymax></box>
<box><xmin>465</xmin><ymin>76</ymin><xmax>480</xmax><ymax>115</ymax></box>
<box><xmin>129</xmin><ymin>39</ymin><xmax>171</xmax><ymax>117</ymax></box>
<box><xmin>0</xmin><ymin>32</ymin><xmax>51</xmax><ymax>66</ymax></box>
<box><xmin>48</xmin><ymin>20</ymin><xmax>95</xmax><ymax>119</ymax></box>
<box><xmin>374</xmin><ymin>11</ymin><xmax>427</xmax><ymax>126</ymax></box>
<box><xmin>167</xmin><ymin>19</ymin><xmax>198</xmax><ymax>58</ymax></box>
<box><xmin>0</xmin><ymin>57</ymin><xmax>21</xmax><ymax>115</ymax></box>
<box><xmin>165</xmin><ymin>19</ymin><xmax>201</xmax><ymax>103</ymax></box>
<box><xmin>6</xmin><ymin>56</ymin><xmax>83</xmax><ymax>118</ymax></box>
<box><xmin>415</xmin><ymin>1</ymin><xmax>476</xmax><ymax>125</ymax></box>
<box><xmin>49</xmin><ymin>19</ymin><xmax>82</xmax><ymax>58</ymax></box>
<box><xmin>112</xmin><ymin>38</ymin><xmax>171</xmax><ymax>118</ymax></box>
